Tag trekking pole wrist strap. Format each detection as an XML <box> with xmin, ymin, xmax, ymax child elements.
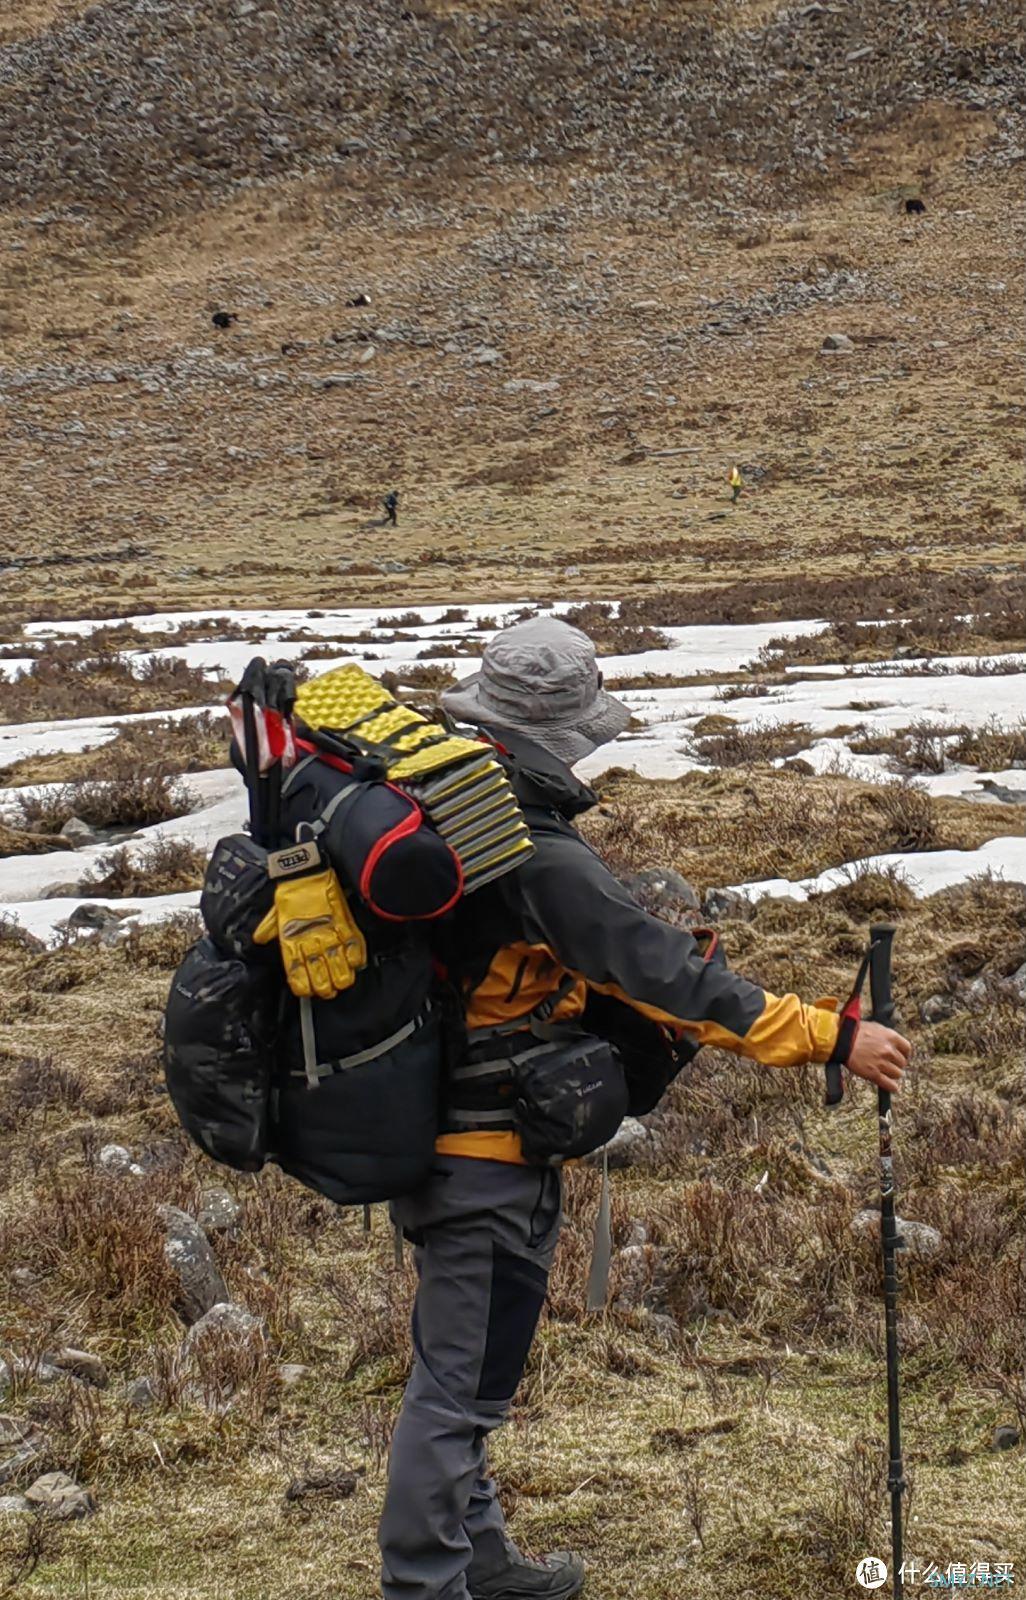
<box><xmin>824</xmin><ymin>1013</ymin><xmax>859</xmax><ymax>1106</ymax></box>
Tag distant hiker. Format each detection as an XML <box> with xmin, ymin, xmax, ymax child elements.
<box><xmin>383</xmin><ymin>489</ymin><xmax>399</xmax><ymax>527</ymax></box>
<box><xmin>729</xmin><ymin>463</ymin><xmax>743</xmax><ymax>503</ymax></box>
<box><xmin>377</xmin><ymin>617</ymin><xmax>913</xmax><ymax>1600</ymax></box>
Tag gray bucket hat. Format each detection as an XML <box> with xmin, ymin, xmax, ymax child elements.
<box><xmin>440</xmin><ymin>616</ymin><xmax>631</xmax><ymax>766</ymax></box>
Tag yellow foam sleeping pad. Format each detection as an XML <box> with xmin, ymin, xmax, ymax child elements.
<box><xmin>253</xmin><ymin>866</ymin><xmax>367</xmax><ymax>1000</ymax></box>
<box><xmin>295</xmin><ymin>664</ymin><xmax>534</xmax><ymax>893</ymax></box>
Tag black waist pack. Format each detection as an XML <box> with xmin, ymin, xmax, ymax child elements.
<box><xmin>163</xmin><ymin>937</ymin><xmax>279</xmax><ymax>1172</ymax></box>
<box><xmin>512</xmin><ymin>1030</ymin><xmax>629</xmax><ymax>1164</ymax></box>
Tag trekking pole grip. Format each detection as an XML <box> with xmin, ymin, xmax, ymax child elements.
<box><xmin>868</xmin><ymin>923</ymin><xmax>896</xmax><ymax>1031</ymax></box>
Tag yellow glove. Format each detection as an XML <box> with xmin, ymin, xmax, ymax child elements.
<box><xmin>253</xmin><ymin>867</ymin><xmax>367</xmax><ymax>1001</ymax></box>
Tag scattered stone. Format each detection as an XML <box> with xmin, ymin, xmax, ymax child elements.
<box><xmin>211</xmin><ymin>311</ymin><xmax>237</xmax><ymax>329</ymax></box>
<box><xmin>820</xmin><ymin>332</ymin><xmax>854</xmax><ymax>353</ymax></box>
<box><xmin>285</xmin><ymin>1466</ymin><xmax>361</xmax><ymax>1505</ymax></box>
<box><xmin>67</xmin><ymin>903</ymin><xmax>127</xmax><ymax>933</ymax></box>
<box><xmin>851</xmin><ymin>1210</ymin><xmax>943</xmax><ymax>1261</ymax></box>
<box><xmin>322</xmin><ymin>372</ymin><xmax>364</xmax><ymax>389</ymax></box>
<box><xmin>159</xmin><ymin>1205</ymin><xmax>229</xmax><ymax>1325</ymax></box>
<box><xmin>277</xmin><ymin>1363</ymin><xmax>311</xmax><ymax>1389</ymax></box>
<box><xmin>503</xmin><ymin>377</ymin><xmax>560</xmax><ymax>393</ymax></box>
<box><xmin>98</xmin><ymin>1143</ymin><xmax>134</xmax><ymax>1173</ymax></box>
<box><xmin>182</xmin><ymin>1301</ymin><xmax>266</xmax><ymax>1358</ymax></box>
<box><xmin>621</xmin><ymin>867</ymin><xmax>700</xmax><ymax>915</ymax></box>
<box><xmin>345</xmin><ymin>290</ymin><xmax>372</xmax><ymax>305</ymax></box>
<box><xmin>585</xmin><ymin>1116</ymin><xmax>650</xmax><ymax>1171</ymax></box>
<box><xmin>44</xmin><ymin>1349</ymin><xmax>108</xmax><ymax>1389</ymax></box>
<box><xmin>25</xmin><ymin>1472</ymin><xmax>95</xmax><ymax>1521</ymax></box>
<box><xmin>0</xmin><ymin>1494</ymin><xmax>32</xmax><ymax>1516</ymax></box>
<box><xmin>702</xmin><ymin>887</ymin><xmax>751</xmax><ymax>922</ymax></box>
<box><xmin>919</xmin><ymin>992</ymin><xmax>957</xmax><ymax>1024</ymax></box>
<box><xmin>41</xmin><ymin>881</ymin><xmax>84</xmax><ymax>899</ymax></box>
<box><xmin>196</xmin><ymin>1187</ymin><xmax>242</xmax><ymax>1234</ymax></box>
<box><xmin>469</xmin><ymin>345</ymin><xmax>502</xmax><ymax>365</ymax></box>
<box><xmin>974</xmin><ymin>779</ymin><xmax>1026</xmax><ymax>805</ymax></box>
<box><xmin>992</xmin><ymin>1424</ymin><xmax>1020</xmax><ymax>1452</ymax></box>
<box><xmin>125</xmin><ymin>1376</ymin><xmax>158</xmax><ymax>1410</ymax></box>
<box><xmin>1007</xmin><ymin>962</ymin><xmax>1026</xmax><ymax>1002</ymax></box>
<box><xmin>59</xmin><ymin>816</ymin><xmax>98</xmax><ymax>846</ymax></box>
<box><xmin>358</xmin><ymin>344</ymin><xmax>376</xmax><ymax>363</ymax></box>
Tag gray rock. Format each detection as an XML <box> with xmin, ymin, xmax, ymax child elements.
<box><xmin>0</xmin><ymin>1494</ymin><xmax>32</xmax><ymax>1516</ymax></box>
<box><xmin>919</xmin><ymin>992</ymin><xmax>957</xmax><ymax>1024</ymax></box>
<box><xmin>585</xmin><ymin>1116</ymin><xmax>650</xmax><ymax>1171</ymax></box>
<box><xmin>183</xmin><ymin>1301</ymin><xmax>266</xmax><ymax>1361</ymax></box>
<box><xmin>469</xmin><ymin>345</ymin><xmax>502</xmax><ymax>365</ymax></box>
<box><xmin>42</xmin><ymin>881</ymin><xmax>84</xmax><ymax>899</ymax></box>
<box><xmin>821</xmin><ymin>332</ymin><xmax>854</xmax><ymax>353</ymax></box>
<box><xmin>124</xmin><ymin>1376</ymin><xmax>157</xmax><ymax>1410</ymax></box>
<box><xmin>321</xmin><ymin>372</ymin><xmax>363</xmax><ymax>389</ymax></box>
<box><xmin>197</xmin><ymin>1187</ymin><xmax>242</xmax><ymax>1234</ymax></box>
<box><xmin>59</xmin><ymin>816</ymin><xmax>97</xmax><ymax>846</ymax></box>
<box><xmin>98</xmin><ymin>1143</ymin><xmax>134</xmax><ymax>1173</ymax></box>
<box><xmin>67</xmin><ymin>903</ymin><xmax>126</xmax><ymax>933</ymax></box>
<box><xmin>0</xmin><ymin>1359</ymin><xmax>9</xmax><ymax>1402</ymax></box>
<box><xmin>992</xmin><ymin>1424</ymin><xmax>1020</xmax><ymax>1451</ymax></box>
<box><xmin>277</xmin><ymin>1363</ymin><xmax>310</xmax><ymax>1389</ymax></box>
<box><xmin>159</xmin><ymin>1205</ymin><xmax>228</xmax><ymax>1325</ymax></box>
<box><xmin>851</xmin><ymin>1210</ymin><xmax>943</xmax><ymax>1261</ymax></box>
<box><xmin>43</xmin><ymin>1349</ymin><xmax>108</xmax><ymax>1389</ymax></box>
<box><xmin>974</xmin><ymin>780</ymin><xmax>1026</xmax><ymax>805</ymax></box>
<box><xmin>1007</xmin><ymin>962</ymin><xmax>1026</xmax><ymax>1002</ymax></box>
<box><xmin>702</xmin><ymin>886</ymin><xmax>751</xmax><ymax>922</ymax></box>
<box><xmin>621</xmin><ymin>867</ymin><xmax>700</xmax><ymax>915</ymax></box>
<box><xmin>25</xmin><ymin>1471</ymin><xmax>95</xmax><ymax>1520</ymax></box>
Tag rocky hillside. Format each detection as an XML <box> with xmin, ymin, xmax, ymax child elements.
<box><xmin>2</xmin><ymin>0</ymin><xmax>1023</xmax><ymax>223</ymax></box>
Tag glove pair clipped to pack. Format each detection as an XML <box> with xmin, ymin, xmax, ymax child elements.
<box><xmin>253</xmin><ymin>858</ymin><xmax>367</xmax><ymax>1001</ymax></box>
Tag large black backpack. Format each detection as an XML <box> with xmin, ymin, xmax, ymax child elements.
<box><xmin>164</xmin><ymin>753</ymin><xmax>460</xmax><ymax>1206</ymax></box>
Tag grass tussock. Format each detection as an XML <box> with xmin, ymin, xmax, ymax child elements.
<box><xmin>80</xmin><ymin>838</ymin><xmax>207</xmax><ymax>897</ymax></box>
<box><xmin>15</xmin><ymin>770</ymin><xmax>195</xmax><ymax>833</ymax></box>
<box><xmin>689</xmin><ymin>719</ymin><xmax>813</xmax><ymax>766</ymax></box>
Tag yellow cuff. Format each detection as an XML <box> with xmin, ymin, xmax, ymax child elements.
<box><xmin>808</xmin><ymin>1005</ymin><xmax>842</xmax><ymax>1063</ymax></box>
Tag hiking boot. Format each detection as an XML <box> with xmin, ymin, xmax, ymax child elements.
<box><xmin>468</xmin><ymin>1535</ymin><xmax>585</xmax><ymax>1600</ymax></box>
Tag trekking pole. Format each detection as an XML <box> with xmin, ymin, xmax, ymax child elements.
<box><xmin>868</xmin><ymin>923</ymin><xmax>906</xmax><ymax>1598</ymax></box>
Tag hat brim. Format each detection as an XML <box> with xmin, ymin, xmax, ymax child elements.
<box><xmin>440</xmin><ymin>674</ymin><xmax>631</xmax><ymax>766</ymax></box>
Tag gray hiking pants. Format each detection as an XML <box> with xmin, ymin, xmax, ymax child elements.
<box><xmin>379</xmin><ymin>1157</ymin><xmax>563</xmax><ymax>1600</ymax></box>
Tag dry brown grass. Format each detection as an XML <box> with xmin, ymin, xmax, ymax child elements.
<box><xmin>14</xmin><ymin>770</ymin><xmax>195</xmax><ymax>833</ymax></box>
<box><xmin>0</xmin><ymin>642</ymin><xmax>225</xmax><ymax>725</ymax></box>
<box><xmin>80</xmin><ymin>839</ymin><xmax>207</xmax><ymax>898</ymax></box>
<box><xmin>584</xmin><ymin>767</ymin><xmax>1016</xmax><ymax>889</ymax></box>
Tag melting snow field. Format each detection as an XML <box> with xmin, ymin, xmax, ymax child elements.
<box><xmin>2</xmin><ymin>602</ymin><xmax>1024</xmax><ymax>943</ymax></box>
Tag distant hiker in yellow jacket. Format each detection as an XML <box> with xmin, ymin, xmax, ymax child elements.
<box><xmin>729</xmin><ymin>463</ymin><xmax>743</xmax><ymax>504</ymax></box>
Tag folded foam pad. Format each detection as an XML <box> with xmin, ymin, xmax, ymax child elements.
<box><xmin>295</xmin><ymin>665</ymin><xmax>533</xmax><ymax>893</ymax></box>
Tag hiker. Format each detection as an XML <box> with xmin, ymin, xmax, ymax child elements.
<box><xmin>384</xmin><ymin>489</ymin><xmax>400</xmax><ymax>527</ymax></box>
<box><xmin>729</xmin><ymin>463</ymin><xmax>743</xmax><ymax>504</ymax></box>
<box><xmin>377</xmin><ymin>616</ymin><xmax>912</xmax><ymax>1600</ymax></box>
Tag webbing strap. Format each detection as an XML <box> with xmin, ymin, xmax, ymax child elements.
<box><xmin>466</xmin><ymin>975</ymin><xmax>578</xmax><ymax>1046</ymax></box>
<box><xmin>586</xmin><ymin>1147</ymin><xmax>612</xmax><ymax>1313</ymax></box>
<box><xmin>299</xmin><ymin>997</ymin><xmax>321</xmax><ymax>1091</ymax></box>
<box><xmin>290</xmin><ymin>1007</ymin><xmax>429</xmax><ymax>1081</ymax></box>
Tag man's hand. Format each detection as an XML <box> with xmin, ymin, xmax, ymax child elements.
<box><xmin>847</xmin><ymin>1020</ymin><xmax>911</xmax><ymax>1093</ymax></box>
